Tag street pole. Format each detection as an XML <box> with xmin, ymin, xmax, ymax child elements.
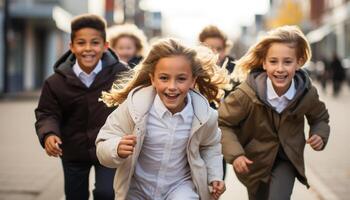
<box><xmin>3</xmin><ymin>0</ymin><xmax>9</xmax><ymax>93</ymax></box>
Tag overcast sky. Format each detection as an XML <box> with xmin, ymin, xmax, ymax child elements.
<box><xmin>140</xmin><ymin>0</ymin><xmax>270</xmax><ymax>44</ymax></box>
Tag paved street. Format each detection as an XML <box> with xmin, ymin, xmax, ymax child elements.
<box><xmin>0</xmin><ymin>99</ymin><xmax>63</xmax><ymax>200</ymax></box>
<box><xmin>0</xmin><ymin>82</ymin><xmax>349</xmax><ymax>200</ymax></box>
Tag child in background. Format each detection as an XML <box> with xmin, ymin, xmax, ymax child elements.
<box><xmin>219</xmin><ymin>25</ymin><xmax>330</xmax><ymax>200</ymax></box>
<box><xmin>199</xmin><ymin>25</ymin><xmax>235</xmax><ymax>74</ymax></box>
<box><xmin>96</xmin><ymin>38</ymin><xmax>227</xmax><ymax>200</ymax></box>
<box><xmin>107</xmin><ymin>24</ymin><xmax>148</xmax><ymax>68</ymax></box>
<box><xmin>34</xmin><ymin>14</ymin><xmax>128</xmax><ymax>200</ymax></box>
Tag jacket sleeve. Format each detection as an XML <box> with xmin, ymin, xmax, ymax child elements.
<box><xmin>199</xmin><ymin>109</ymin><xmax>223</xmax><ymax>183</ymax></box>
<box><xmin>95</xmin><ymin>101</ymin><xmax>135</xmax><ymax>168</ymax></box>
<box><xmin>34</xmin><ymin>81</ymin><xmax>62</xmax><ymax>148</ymax></box>
<box><xmin>306</xmin><ymin>86</ymin><xmax>330</xmax><ymax>150</ymax></box>
<box><xmin>218</xmin><ymin>90</ymin><xmax>248</xmax><ymax>165</ymax></box>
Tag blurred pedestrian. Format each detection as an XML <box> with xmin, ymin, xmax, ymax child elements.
<box><xmin>34</xmin><ymin>14</ymin><xmax>128</xmax><ymax>200</ymax></box>
<box><xmin>96</xmin><ymin>38</ymin><xmax>227</xmax><ymax>200</ymax></box>
<box><xmin>219</xmin><ymin>25</ymin><xmax>330</xmax><ymax>200</ymax></box>
<box><xmin>316</xmin><ymin>55</ymin><xmax>331</xmax><ymax>92</ymax></box>
<box><xmin>107</xmin><ymin>24</ymin><xmax>148</xmax><ymax>68</ymax></box>
<box><xmin>330</xmin><ymin>53</ymin><xmax>346</xmax><ymax>97</ymax></box>
<box><xmin>198</xmin><ymin>25</ymin><xmax>236</xmax><ymax>179</ymax></box>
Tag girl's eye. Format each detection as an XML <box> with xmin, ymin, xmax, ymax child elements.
<box><xmin>159</xmin><ymin>76</ymin><xmax>168</xmax><ymax>81</ymax></box>
<box><xmin>178</xmin><ymin>77</ymin><xmax>187</xmax><ymax>81</ymax></box>
<box><xmin>269</xmin><ymin>60</ymin><xmax>277</xmax><ymax>64</ymax></box>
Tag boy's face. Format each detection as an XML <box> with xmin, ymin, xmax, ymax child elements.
<box><xmin>263</xmin><ymin>42</ymin><xmax>301</xmax><ymax>96</ymax></box>
<box><xmin>150</xmin><ymin>56</ymin><xmax>196</xmax><ymax>114</ymax></box>
<box><xmin>70</xmin><ymin>28</ymin><xmax>108</xmax><ymax>74</ymax></box>
<box><xmin>113</xmin><ymin>36</ymin><xmax>137</xmax><ymax>63</ymax></box>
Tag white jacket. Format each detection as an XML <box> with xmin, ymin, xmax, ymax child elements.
<box><xmin>96</xmin><ymin>86</ymin><xmax>223</xmax><ymax>200</ymax></box>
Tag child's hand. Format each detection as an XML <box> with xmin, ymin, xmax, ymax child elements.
<box><xmin>117</xmin><ymin>135</ymin><xmax>137</xmax><ymax>158</ymax></box>
<box><xmin>44</xmin><ymin>134</ymin><xmax>62</xmax><ymax>157</ymax></box>
<box><xmin>307</xmin><ymin>134</ymin><xmax>324</xmax><ymax>151</ymax></box>
<box><xmin>233</xmin><ymin>155</ymin><xmax>253</xmax><ymax>174</ymax></box>
<box><xmin>210</xmin><ymin>180</ymin><xmax>225</xmax><ymax>200</ymax></box>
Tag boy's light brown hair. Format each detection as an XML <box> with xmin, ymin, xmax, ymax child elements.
<box><xmin>198</xmin><ymin>25</ymin><xmax>232</xmax><ymax>51</ymax></box>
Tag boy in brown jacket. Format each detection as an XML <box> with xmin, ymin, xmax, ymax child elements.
<box><xmin>219</xmin><ymin>26</ymin><xmax>330</xmax><ymax>200</ymax></box>
<box><xmin>34</xmin><ymin>14</ymin><xmax>128</xmax><ymax>200</ymax></box>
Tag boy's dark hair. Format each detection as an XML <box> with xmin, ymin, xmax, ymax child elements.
<box><xmin>71</xmin><ymin>14</ymin><xmax>107</xmax><ymax>42</ymax></box>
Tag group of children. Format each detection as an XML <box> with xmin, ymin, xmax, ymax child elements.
<box><xmin>35</xmin><ymin>13</ymin><xmax>330</xmax><ymax>200</ymax></box>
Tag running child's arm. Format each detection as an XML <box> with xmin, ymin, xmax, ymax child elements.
<box><xmin>96</xmin><ymin>102</ymin><xmax>135</xmax><ymax>168</ymax></box>
<box><xmin>35</xmin><ymin>81</ymin><xmax>63</xmax><ymax>149</ymax></box>
<box><xmin>218</xmin><ymin>90</ymin><xmax>249</xmax><ymax>165</ymax></box>
<box><xmin>305</xmin><ymin>86</ymin><xmax>330</xmax><ymax>150</ymax></box>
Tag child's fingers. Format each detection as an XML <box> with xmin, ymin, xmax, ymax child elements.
<box><xmin>211</xmin><ymin>193</ymin><xmax>219</xmax><ymax>200</ymax></box>
<box><xmin>244</xmin><ymin>157</ymin><xmax>254</xmax><ymax>164</ymax></box>
<box><xmin>122</xmin><ymin>135</ymin><xmax>137</xmax><ymax>142</ymax></box>
<box><xmin>233</xmin><ymin>156</ymin><xmax>252</xmax><ymax>173</ymax></box>
<box><xmin>120</xmin><ymin>144</ymin><xmax>134</xmax><ymax>152</ymax></box>
<box><xmin>307</xmin><ymin>135</ymin><xmax>323</xmax><ymax>150</ymax></box>
<box><xmin>306</xmin><ymin>135</ymin><xmax>320</xmax><ymax>143</ymax></box>
<box><xmin>121</xmin><ymin>135</ymin><xmax>137</xmax><ymax>146</ymax></box>
<box><xmin>241</xmin><ymin>162</ymin><xmax>250</xmax><ymax>173</ymax></box>
<box><xmin>117</xmin><ymin>149</ymin><xmax>134</xmax><ymax>157</ymax></box>
<box><xmin>211</xmin><ymin>181</ymin><xmax>218</xmax><ymax>193</ymax></box>
<box><xmin>311</xmin><ymin>139</ymin><xmax>324</xmax><ymax>150</ymax></box>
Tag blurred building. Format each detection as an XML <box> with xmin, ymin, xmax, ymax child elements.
<box><xmin>306</xmin><ymin>0</ymin><xmax>350</xmax><ymax>61</ymax></box>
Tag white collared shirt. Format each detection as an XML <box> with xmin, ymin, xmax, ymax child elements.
<box><xmin>127</xmin><ymin>93</ymin><xmax>194</xmax><ymax>200</ymax></box>
<box><xmin>72</xmin><ymin>60</ymin><xmax>102</xmax><ymax>87</ymax></box>
<box><xmin>266</xmin><ymin>77</ymin><xmax>296</xmax><ymax>113</ymax></box>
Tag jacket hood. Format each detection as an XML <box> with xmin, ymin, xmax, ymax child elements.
<box><xmin>242</xmin><ymin>68</ymin><xmax>311</xmax><ymax>106</ymax></box>
<box><xmin>53</xmin><ymin>48</ymin><xmax>121</xmax><ymax>77</ymax></box>
<box><xmin>126</xmin><ymin>86</ymin><xmax>211</xmax><ymax>124</ymax></box>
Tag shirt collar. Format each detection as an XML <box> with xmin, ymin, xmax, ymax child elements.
<box><xmin>154</xmin><ymin>93</ymin><xmax>193</xmax><ymax>121</ymax></box>
<box><xmin>73</xmin><ymin>60</ymin><xmax>102</xmax><ymax>77</ymax></box>
<box><xmin>267</xmin><ymin>77</ymin><xmax>295</xmax><ymax>100</ymax></box>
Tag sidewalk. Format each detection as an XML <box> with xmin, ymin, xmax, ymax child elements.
<box><xmin>0</xmin><ymin>100</ymin><xmax>63</xmax><ymax>200</ymax></box>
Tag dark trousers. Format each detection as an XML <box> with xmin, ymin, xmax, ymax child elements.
<box><xmin>248</xmin><ymin>159</ymin><xmax>297</xmax><ymax>200</ymax></box>
<box><xmin>61</xmin><ymin>160</ymin><xmax>116</xmax><ymax>200</ymax></box>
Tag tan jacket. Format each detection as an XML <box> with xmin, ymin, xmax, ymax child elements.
<box><xmin>96</xmin><ymin>86</ymin><xmax>223</xmax><ymax>200</ymax></box>
<box><xmin>218</xmin><ymin>69</ymin><xmax>330</xmax><ymax>193</ymax></box>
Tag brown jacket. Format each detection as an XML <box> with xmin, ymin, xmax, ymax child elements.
<box><xmin>218</xmin><ymin>69</ymin><xmax>330</xmax><ymax>193</ymax></box>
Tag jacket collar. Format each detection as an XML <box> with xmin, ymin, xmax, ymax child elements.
<box><xmin>126</xmin><ymin>86</ymin><xmax>210</xmax><ymax>124</ymax></box>
<box><xmin>52</xmin><ymin>48</ymin><xmax>127</xmax><ymax>88</ymax></box>
<box><xmin>239</xmin><ymin>68</ymin><xmax>311</xmax><ymax>106</ymax></box>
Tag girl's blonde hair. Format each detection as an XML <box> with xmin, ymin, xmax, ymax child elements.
<box><xmin>100</xmin><ymin>38</ymin><xmax>231</xmax><ymax>107</ymax></box>
<box><xmin>232</xmin><ymin>25</ymin><xmax>311</xmax><ymax>82</ymax></box>
<box><xmin>107</xmin><ymin>24</ymin><xmax>148</xmax><ymax>57</ymax></box>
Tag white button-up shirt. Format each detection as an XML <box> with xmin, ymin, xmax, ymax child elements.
<box><xmin>127</xmin><ymin>94</ymin><xmax>195</xmax><ymax>200</ymax></box>
<box><xmin>72</xmin><ymin>60</ymin><xmax>102</xmax><ymax>87</ymax></box>
<box><xmin>266</xmin><ymin>77</ymin><xmax>296</xmax><ymax>113</ymax></box>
